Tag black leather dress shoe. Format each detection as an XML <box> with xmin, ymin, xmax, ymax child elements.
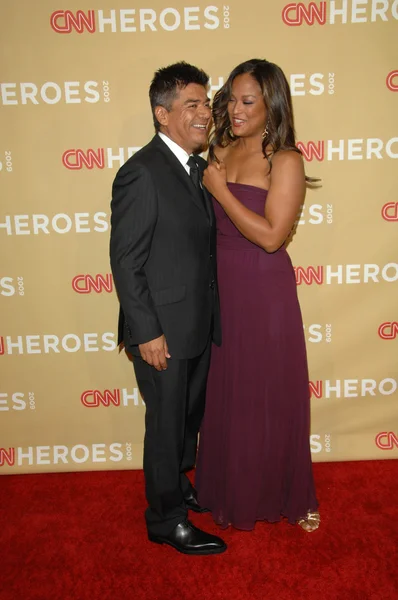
<box><xmin>148</xmin><ymin>520</ymin><xmax>227</xmax><ymax>555</ymax></box>
<box><xmin>184</xmin><ymin>489</ymin><xmax>210</xmax><ymax>513</ymax></box>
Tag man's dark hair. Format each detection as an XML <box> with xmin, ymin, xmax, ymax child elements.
<box><xmin>149</xmin><ymin>61</ymin><xmax>209</xmax><ymax>131</ymax></box>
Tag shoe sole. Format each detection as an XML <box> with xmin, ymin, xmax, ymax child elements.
<box><xmin>148</xmin><ymin>536</ymin><xmax>227</xmax><ymax>555</ymax></box>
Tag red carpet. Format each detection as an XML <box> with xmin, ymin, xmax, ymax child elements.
<box><xmin>1</xmin><ymin>461</ymin><xmax>398</xmax><ymax>600</ymax></box>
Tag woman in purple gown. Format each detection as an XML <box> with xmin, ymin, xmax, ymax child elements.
<box><xmin>196</xmin><ymin>59</ymin><xmax>320</xmax><ymax>532</ymax></box>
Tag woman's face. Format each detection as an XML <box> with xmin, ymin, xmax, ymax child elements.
<box><xmin>227</xmin><ymin>73</ymin><xmax>267</xmax><ymax>138</ymax></box>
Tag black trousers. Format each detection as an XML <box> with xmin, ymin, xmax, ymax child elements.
<box><xmin>132</xmin><ymin>339</ymin><xmax>211</xmax><ymax>536</ymax></box>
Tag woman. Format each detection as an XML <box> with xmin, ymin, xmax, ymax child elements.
<box><xmin>196</xmin><ymin>59</ymin><xmax>320</xmax><ymax>532</ymax></box>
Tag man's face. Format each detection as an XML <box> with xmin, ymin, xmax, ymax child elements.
<box><xmin>157</xmin><ymin>83</ymin><xmax>211</xmax><ymax>154</ymax></box>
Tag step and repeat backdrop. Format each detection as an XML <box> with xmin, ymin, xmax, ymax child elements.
<box><xmin>1</xmin><ymin>1</ymin><xmax>397</xmax><ymax>473</ymax></box>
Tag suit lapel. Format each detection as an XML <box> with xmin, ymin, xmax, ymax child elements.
<box><xmin>151</xmin><ymin>136</ymin><xmax>208</xmax><ymax>219</ymax></box>
<box><xmin>197</xmin><ymin>158</ymin><xmax>214</xmax><ymax>226</ymax></box>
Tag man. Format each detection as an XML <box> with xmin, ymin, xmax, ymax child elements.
<box><xmin>110</xmin><ymin>62</ymin><xmax>226</xmax><ymax>555</ymax></box>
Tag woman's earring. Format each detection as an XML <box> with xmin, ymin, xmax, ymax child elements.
<box><xmin>262</xmin><ymin>123</ymin><xmax>269</xmax><ymax>139</ymax></box>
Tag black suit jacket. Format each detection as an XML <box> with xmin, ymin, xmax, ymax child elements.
<box><xmin>110</xmin><ymin>134</ymin><xmax>221</xmax><ymax>360</ymax></box>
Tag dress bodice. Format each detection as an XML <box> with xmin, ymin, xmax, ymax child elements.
<box><xmin>213</xmin><ymin>182</ymin><xmax>291</xmax><ymax>270</ymax></box>
<box><xmin>213</xmin><ymin>182</ymin><xmax>268</xmax><ymax>246</ymax></box>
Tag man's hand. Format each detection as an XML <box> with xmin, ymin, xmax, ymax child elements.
<box><xmin>138</xmin><ymin>335</ymin><xmax>171</xmax><ymax>371</ymax></box>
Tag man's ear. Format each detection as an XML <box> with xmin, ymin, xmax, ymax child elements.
<box><xmin>155</xmin><ymin>105</ymin><xmax>169</xmax><ymax>128</ymax></box>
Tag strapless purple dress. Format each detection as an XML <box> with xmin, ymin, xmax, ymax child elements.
<box><xmin>196</xmin><ymin>183</ymin><xmax>318</xmax><ymax>529</ymax></box>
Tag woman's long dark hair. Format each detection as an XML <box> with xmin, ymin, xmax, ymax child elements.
<box><xmin>209</xmin><ymin>58</ymin><xmax>307</xmax><ymax>177</ymax></box>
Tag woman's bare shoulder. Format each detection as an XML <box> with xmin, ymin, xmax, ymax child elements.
<box><xmin>270</xmin><ymin>149</ymin><xmax>305</xmax><ymax>188</ymax></box>
<box><xmin>211</xmin><ymin>144</ymin><xmax>230</xmax><ymax>162</ymax></box>
<box><xmin>272</xmin><ymin>148</ymin><xmax>304</xmax><ymax>169</ymax></box>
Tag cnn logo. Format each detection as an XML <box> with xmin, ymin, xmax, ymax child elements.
<box><xmin>81</xmin><ymin>389</ymin><xmax>142</xmax><ymax>407</ymax></box>
<box><xmin>378</xmin><ymin>322</ymin><xmax>398</xmax><ymax>339</ymax></box>
<box><xmin>375</xmin><ymin>432</ymin><xmax>398</xmax><ymax>450</ymax></box>
<box><xmin>381</xmin><ymin>202</ymin><xmax>398</xmax><ymax>221</ymax></box>
<box><xmin>282</xmin><ymin>2</ymin><xmax>327</xmax><ymax>25</ymax></box>
<box><xmin>386</xmin><ymin>70</ymin><xmax>398</xmax><ymax>91</ymax></box>
<box><xmin>72</xmin><ymin>274</ymin><xmax>113</xmax><ymax>294</ymax></box>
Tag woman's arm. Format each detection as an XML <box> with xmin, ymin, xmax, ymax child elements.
<box><xmin>203</xmin><ymin>151</ymin><xmax>305</xmax><ymax>253</ymax></box>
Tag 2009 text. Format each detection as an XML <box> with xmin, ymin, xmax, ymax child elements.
<box><xmin>223</xmin><ymin>5</ymin><xmax>230</xmax><ymax>28</ymax></box>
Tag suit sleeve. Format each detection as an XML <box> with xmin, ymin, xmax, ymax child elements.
<box><xmin>110</xmin><ymin>162</ymin><xmax>163</xmax><ymax>346</ymax></box>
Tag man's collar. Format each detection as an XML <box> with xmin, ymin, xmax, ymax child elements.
<box><xmin>158</xmin><ymin>132</ymin><xmax>191</xmax><ymax>169</ymax></box>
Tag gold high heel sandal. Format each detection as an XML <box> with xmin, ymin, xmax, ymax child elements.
<box><xmin>297</xmin><ymin>511</ymin><xmax>321</xmax><ymax>532</ymax></box>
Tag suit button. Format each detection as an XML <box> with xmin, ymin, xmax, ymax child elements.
<box><xmin>209</xmin><ymin>280</ymin><xmax>215</xmax><ymax>289</ymax></box>
<box><xmin>209</xmin><ymin>254</ymin><xmax>213</xmax><ymax>259</ymax></box>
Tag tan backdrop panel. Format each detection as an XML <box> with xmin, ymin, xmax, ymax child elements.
<box><xmin>1</xmin><ymin>0</ymin><xmax>397</xmax><ymax>473</ymax></box>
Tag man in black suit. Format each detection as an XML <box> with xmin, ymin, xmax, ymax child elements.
<box><xmin>110</xmin><ymin>62</ymin><xmax>226</xmax><ymax>555</ymax></box>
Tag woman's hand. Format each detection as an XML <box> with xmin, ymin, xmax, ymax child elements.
<box><xmin>203</xmin><ymin>161</ymin><xmax>228</xmax><ymax>200</ymax></box>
